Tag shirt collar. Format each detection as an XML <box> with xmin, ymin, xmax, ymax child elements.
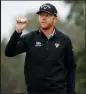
<box><xmin>39</xmin><ymin>28</ymin><xmax>56</xmax><ymax>39</ymax></box>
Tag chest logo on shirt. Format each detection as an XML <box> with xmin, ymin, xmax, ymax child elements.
<box><xmin>55</xmin><ymin>43</ymin><xmax>60</xmax><ymax>48</ymax></box>
<box><xmin>35</xmin><ymin>42</ymin><xmax>41</xmax><ymax>47</ymax></box>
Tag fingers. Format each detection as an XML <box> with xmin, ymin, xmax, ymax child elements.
<box><xmin>16</xmin><ymin>16</ymin><xmax>28</xmax><ymax>23</ymax></box>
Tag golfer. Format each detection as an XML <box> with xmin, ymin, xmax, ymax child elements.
<box><xmin>5</xmin><ymin>3</ymin><xmax>76</xmax><ymax>94</ymax></box>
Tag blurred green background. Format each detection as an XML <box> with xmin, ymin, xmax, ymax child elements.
<box><xmin>1</xmin><ymin>0</ymin><xmax>85</xmax><ymax>94</ymax></box>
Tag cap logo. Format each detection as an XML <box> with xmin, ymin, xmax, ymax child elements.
<box><xmin>41</xmin><ymin>4</ymin><xmax>51</xmax><ymax>9</ymax></box>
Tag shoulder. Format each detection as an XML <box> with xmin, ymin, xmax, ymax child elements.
<box><xmin>55</xmin><ymin>29</ymin><xmax>71</xmax><ymax>43</ymax></box>
<box><xmin>56</xmin><ymin>29</ymin><xmax>73</xmax><ymax>49</ymax></box>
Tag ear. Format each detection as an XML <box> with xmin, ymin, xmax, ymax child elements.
<box><xmin>54</xmin><ymin>17</ymin><xmax>57</xmax><ymax>24</ymax></box>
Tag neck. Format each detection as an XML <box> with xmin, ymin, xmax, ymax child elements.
<box><xmin>40</xmin><ymin>26</ymin><xmax>54</xmax><ymax>36</ymax></box>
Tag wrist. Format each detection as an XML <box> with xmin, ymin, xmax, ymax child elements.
<box><xmin>15</xmin><ymin>28</ymin><xmax>23</xmax><ymax>33</ymax></box>
<box><xmin>14</xmin><ymin>30</ymin><xmax>22</xmax><ymax>35</ymax></box>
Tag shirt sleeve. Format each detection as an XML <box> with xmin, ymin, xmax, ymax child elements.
<box><xmin>64</xmin><ymin>37</ymin><xmax>77</xmax><ymax>94</ymax></box>
<box><xmin>5</xmin><ymin>30</ymin><xmax>27</xmax><ymax>57</ymax></box>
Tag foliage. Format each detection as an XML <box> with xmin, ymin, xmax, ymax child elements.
<box><xmin>64</xmin><ymin>0</ymin><xmax>86</xmax><ymax>93</ymax></box>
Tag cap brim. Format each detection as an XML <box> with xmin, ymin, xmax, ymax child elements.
<box><xmin>36</xmin><ymin>10</ymin><xmax>53</xmax><ymax>15</ymax></box>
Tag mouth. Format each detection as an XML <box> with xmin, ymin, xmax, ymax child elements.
<box><xmin>41</xmin><ymin>21</ymin><xmax>47</xmax><ymax>23</ymax></box>
<box><xmin>41</xmin><ymin>22</ymin><xmax>47</xmax><ymax>24</ymax></box>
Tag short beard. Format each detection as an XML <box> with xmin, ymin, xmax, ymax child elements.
<box><xmin>40</xmin><ymin>24</ymin><xmax>53</xmax><ymax>31</ymax></box>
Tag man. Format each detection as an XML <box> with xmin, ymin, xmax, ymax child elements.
<box><xmin>5</xmin><ymin>3</ymin><xmax>76</xmax><ymax>94</ymax></box>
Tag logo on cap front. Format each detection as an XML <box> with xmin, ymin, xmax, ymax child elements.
<box><xmin>41</xmin><ymin>4</ymin><xmax>51</xmax><ymax>9</ymax></box>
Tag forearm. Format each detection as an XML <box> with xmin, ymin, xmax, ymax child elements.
<box><xmin>66</xmin><ymin>58</ymin><xmax>76</xmax><ymax>93</ymax></box>
<box><xmin>67</xmin><ymin>69</ymin><xmax>76</xmax><ymax>94</ymax></box>
<box><xmin>5</xmin><ymin>30</ymin><xmax>22</xmax><ymax>57</ymax></box>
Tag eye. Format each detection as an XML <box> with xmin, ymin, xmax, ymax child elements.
<box><xmin>39</xmin><ymin>13</ymin><xmax>44</xmax><ymax>17</ymax></box>
<box><xmin>46</xmin><ymin>13</ymin><xmax>53</xmax><ymax>17</ymax></box>
<box><xmin>46</xmin><ymin>14</ymin><xmax>49</xmax><ymax>17</ymax></box>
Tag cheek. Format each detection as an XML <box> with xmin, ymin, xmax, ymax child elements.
<box><xmin>47</xmin><ymin>19</ymin><xmax>54</xmax><ymax>24</ymax></box>
<box><xmin>38</xmin><ymin>17</ymin><xmax>40</xmax><ymax>22</ymax></box>
<box><xmin>38</xmin><ymin>19</ymin><xmax>41</xmax><ymax>25</ymax></box>
<box><xmin>38</xmin><ymin>17</ymin><xmax>43</xmax><ymax>24</ymax></box>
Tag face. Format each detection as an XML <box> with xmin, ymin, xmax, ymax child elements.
<box><xmin>38</xmin><ymin>12</ymin><xmax>57</xmax><ymax>30</ymax></box>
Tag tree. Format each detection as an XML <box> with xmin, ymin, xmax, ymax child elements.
<box><xmin>64</xmin><ymin>0</ymin><xmax>86</xmax><ymax>93</ymax></box>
